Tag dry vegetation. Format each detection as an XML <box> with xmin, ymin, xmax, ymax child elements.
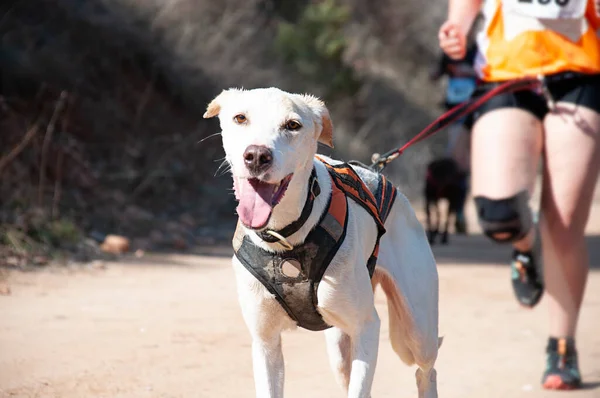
<box><xmin>0</xmin><ymin>0</ymin><xmax>449</xmax><ymax>264</ymax></box>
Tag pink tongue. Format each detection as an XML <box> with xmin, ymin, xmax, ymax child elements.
<box><xmin>235</xmin><ymin>178</ymin><xmax>276</xmax><ymax>229</ymax></box>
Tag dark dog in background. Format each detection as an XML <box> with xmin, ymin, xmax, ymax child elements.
<box><xmin>424</xmin><ymin>157</ymin><xmax>468</xmax><ymax>245</ymax></box>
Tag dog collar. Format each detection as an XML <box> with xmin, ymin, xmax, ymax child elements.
<box><xmin>256</xmin><ymin>168</ymin><xmax>321</xmax><ymax>246</ymax></box>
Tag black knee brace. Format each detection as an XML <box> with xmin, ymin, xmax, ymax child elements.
<box><xmin>473</xmin><ymin>190</ymin><xmax>532</xmax><ymax>243</ymax></box>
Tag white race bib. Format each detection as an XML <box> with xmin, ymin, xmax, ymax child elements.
<box><xmin>504</xmin><ymin>0</ymin><xmax>587</xmax><ymax>19</ymax></box>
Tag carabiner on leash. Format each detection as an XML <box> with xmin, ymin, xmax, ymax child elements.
<box><xmin>370</xmin><ymin>153</ymin><xmax>385</xmax><ymax>171</ymax></box>
<box><xmin>370</xmin><ymin>151</ymin><xmax>400</xmax><ymax>172</ymax></box>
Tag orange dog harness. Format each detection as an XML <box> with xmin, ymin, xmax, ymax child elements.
<box><xmin>233</xmin><ymin>159</ymin><xmax>397</xmax><ymax>331</ymax></box>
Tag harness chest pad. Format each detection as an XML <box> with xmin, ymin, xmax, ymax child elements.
<box><xmin>232</xmin><ymin>160</ymin><xmax>397</xmax><ymax>331</ymax></box>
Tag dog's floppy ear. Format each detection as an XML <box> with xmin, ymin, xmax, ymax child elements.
<box><xmin>300</xmin><ymin>94</ymin><xmax>334</xmax><ymax>148</ymax></box>
<box><xmin>203</xmin><ymin>94</ymin><xmax>223</xmax><ymax>119</ymax></box>
<box><xmin>319</xmin><ymin>112</ymin><xmax>334</xmax><ymax>148</ymax></box>
<box><xmin>203</xmin><ymin>89</ymin><xmax>242</xmax><ymax>119</ymax></box>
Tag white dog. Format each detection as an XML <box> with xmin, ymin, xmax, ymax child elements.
<box><xmin>204</xmin><ymin>87</ymin><xmax>441</xmax><ymax>398</ymax></box>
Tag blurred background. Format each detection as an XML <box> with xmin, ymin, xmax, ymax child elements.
<box><xmin>0</xmin><ymin>0</ymin><xmax>453</xmax><ymax>262</ymax></box>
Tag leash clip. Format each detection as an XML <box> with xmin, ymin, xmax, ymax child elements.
<box><xmin>370</xmin><ymin>153</ymin><xmax>385</xmax><ymax>172</ymax></box>
<box><xmin>371</xmin><ymin>152</ymin><xmax>387</xmax><ymax>173</ymax></box>
<box><xmin>371</xmin><ymin>152</ymin><xmax>400</xmax><ymax>172</ymax></box>
<box><xmin>371</xmin><ymin>152</ymin><xmax>381</xmax><ymax>165</ymax></box>
<box><xmin>537</xmin><ymin>74</ymin><xmax>556</xmax><ymax>112</ymax></box>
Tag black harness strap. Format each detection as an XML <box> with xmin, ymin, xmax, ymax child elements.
<box><xmin>367</xmin><ymin>173</ymin><xmax>398</xmax><ymax>274</ymax></box>
<box><xmin>375</xmin><ymin>173</ymin><xmax>397</xmax><ymax>224</ymax></box>
<box><xmin>257</xmin><ymin>169</ymin><xmax>320</xmax><ymax>243</ymax></box>
<box><xmin>234</xmin><ymin>172</ymin><xmax>347</xmax><ymax>331</ymax></box>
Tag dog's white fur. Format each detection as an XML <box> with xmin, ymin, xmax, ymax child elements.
<box><xmin>205</xmin><ymin>87</ymin><xmax>440</xmax><ymax>398</ymax></box>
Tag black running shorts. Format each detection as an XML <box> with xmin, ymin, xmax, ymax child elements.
<box><xmin>471</xmin><ymin>72</ymin><xmax>600</xmax><ymax>123</ymax></box>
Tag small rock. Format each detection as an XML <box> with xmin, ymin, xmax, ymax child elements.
<box><xmin>0</xmin><ymin>283</ymin><xmax>11</xmax><ymax>296</ymax></box>
<box><xmin>135</xmin><ymin>249</ymin><xmax>145</xmax><ymax>258</ymax></box>
<box><xmin>100</xmin><ymin>234</ymin><xmax>130</xmax><ymax>254</ymax></box>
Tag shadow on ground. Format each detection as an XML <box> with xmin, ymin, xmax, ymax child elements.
<box><xmin>432</xmin><ymin>234</ymin><xmax>600</xmax><ymax>269</ymax></box>
<box><xmin>581</xmin><ymin>381</ymin><xmax>600</xmax><ymax>391</ymax></box>
<box><xmin>116</xmin><ymin>244</ymin><xmax>234</xmax><ymax>268</ymax></box>
<box><xmin>115</xmin><ymin>232</ymin><xmax>600</xmax><ymax>270</ymax></box>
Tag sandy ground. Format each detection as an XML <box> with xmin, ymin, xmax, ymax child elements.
<box><xmin>1</xmin><ymin>194</ymin><xmax>600</xmax><ymax>398</ymax></box>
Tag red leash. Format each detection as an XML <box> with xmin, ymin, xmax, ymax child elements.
<box><xmin>370</xmin><ymin>76</ymin><xmax>543</xmax><ymax>171</ymax></box>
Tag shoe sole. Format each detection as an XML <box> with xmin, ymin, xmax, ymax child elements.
<box><xmin>514</xmin><ymin>288</ymin><xmax>543</xmax><ymax>309</ymax></box>
<box><xmin>542</xmin><ymin>375</ymin><xmax>579</xmax><ymax>390</ymax></box>
<box><xmin>518</xmin><ymin>302</ymin><xmax>535</xmax><ymax>310</ymax></box>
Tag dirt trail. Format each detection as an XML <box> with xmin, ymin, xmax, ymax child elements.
<box><xmin>1</xmin><ymin>197</ymin><xmax>600</xmax><ymax>398</ymax></box>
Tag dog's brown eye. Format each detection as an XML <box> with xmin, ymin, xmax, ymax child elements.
<box><xmin>285</xmin><ymin>120</ymin><xmax>302</xmax><ymax>131</ymax></box>
<box><xmin>233</xmin><ymin>114</ymin><xmax>247</xmax><ymax>124</ymax></box>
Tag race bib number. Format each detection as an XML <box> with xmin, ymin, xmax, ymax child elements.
<box><xmin>504</xmin><ymin>0</ymin><xmax>587</xmax><ymax>19</ymax></box>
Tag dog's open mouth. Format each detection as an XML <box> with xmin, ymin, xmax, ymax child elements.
<box><xmin>234</xmin><ymin>174</ymin><xmax>293</xmax><ymax>229</ymax></box>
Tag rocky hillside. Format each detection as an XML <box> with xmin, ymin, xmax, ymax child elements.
<box><xmin>0</xmin><ymin>0</ymin><xmax>450</xmax><ymax>262</ymax></box>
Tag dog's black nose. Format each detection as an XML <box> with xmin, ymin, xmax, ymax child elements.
<box><xmin>243</xmin><ymin>145</ymin><xmax>273</xmax><ymax>174</ymax></box>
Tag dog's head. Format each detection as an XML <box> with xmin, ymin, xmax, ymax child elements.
<box><xmin>204</xmin><ymin>87</ymin><xmax>333</xmax><ymax>230</ymax></box>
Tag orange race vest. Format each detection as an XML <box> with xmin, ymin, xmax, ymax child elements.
<box><xmin>475</xmin><ymin>0</ymin><xmax>600</xmax><ymax>81</ymax></box>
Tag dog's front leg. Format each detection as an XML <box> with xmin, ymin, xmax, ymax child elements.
<box><xmin>233</xmin><ymin>259</ymin><xmax>287</xmax><ymax>398</ymax></box>
<box><xmin>251</xmin><ymin>332</ymin><xmax>285</xmax><ymax>398</ymax></box>
<box><xmin>347</xmin><ymin>309</ymin><xmax>380</xmax><ymax>398</ymax></box>
<box><xmin>325</xmin><ymin>327</ymin><xmax>352</xmax><ymax>393</ymax></box>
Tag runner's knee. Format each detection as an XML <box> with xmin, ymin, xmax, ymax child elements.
<box><xmin>473</xmin><ymin>190</ymin><xmax>532</xmax><ymax>243</ymax></box>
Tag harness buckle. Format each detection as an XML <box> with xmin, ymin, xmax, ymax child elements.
<box><xmin>537</xmin><ymin>74</ymin><xmax>556</xmax><ymax>112</ymax></box>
